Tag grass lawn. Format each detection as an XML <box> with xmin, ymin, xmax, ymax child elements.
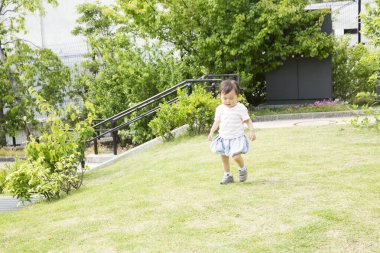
<box><xmin>0</xmin><ymin>124</ymin><xmax>379</xmax><ymax>252</ymax></box>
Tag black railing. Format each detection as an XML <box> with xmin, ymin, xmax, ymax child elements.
<box><xmin>87</xmin><ymin>74</ymin><xmax>239</xmax><ymax>155</ymax></box>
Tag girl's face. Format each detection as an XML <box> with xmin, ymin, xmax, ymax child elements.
<box><xmin>221</xmin><ymin>90</ymin><xmax>238</xmax><ymax>107</ymax></box>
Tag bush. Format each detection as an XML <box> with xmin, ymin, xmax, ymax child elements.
<box><xmin>353</xmin><ymin>91</ymin><xmax>379</xmax><ymax>106</ymax></box>
<box><xmin>124</xmin><ymin>116</ymin><xmax>155</xmax><ymax>145</ymax></box>
<box><xmin>5</xmin><ymin>99</ymin><xmax>95</xmax><ymax>202</ymax></box>
<box><xmin>332</xmin><ymin>37</ymin><xmax>380</xmax><ymax>101</ymax></box>
<box><xmin>350</xmin><ymin>104</ymin><xmax>380</xmax><ymax>132</ymax></box>
<box><xmin>118</xmin><ymin>129</ymin><xmax>131</xmax><ymax>148</ymax></box>
<box><xmin>177</xmin><ymin>86</ymin><xmax>220</xmax><ymax>135</ymax></box>
<box><xmin>149</xmin><ymin>85</ymin><xmax>219</xmax><ymax>140</ymax></box>
<box><xmin>149</xmin><ymin>100</ymin><xmax>187</xmax><ymax>141</ymax></box>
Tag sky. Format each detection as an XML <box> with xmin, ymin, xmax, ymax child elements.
<box><xmin>22</xmin><ymin>0</ymin><xmax>115</xmax><ymax>51</ymax></box>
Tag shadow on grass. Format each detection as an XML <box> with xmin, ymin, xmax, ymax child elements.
<box><xmin>239</xmin><ymin>179</ymin><xmax>284</xmax><ymax>186</ymax></box>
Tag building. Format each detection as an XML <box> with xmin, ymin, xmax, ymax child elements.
<box><xmin>307</xmin><ymin>0</ymin><xmax>377</xmax><ymax>45</ymax></box>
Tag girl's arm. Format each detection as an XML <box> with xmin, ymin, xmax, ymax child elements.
<box><xmin>208</xmin><ymin>120</ymin><xmax>220</xmax><ymax>141</ymax></box>
<box><xmin>244</xmin><ymin>119</ymin><xmax>256</xmax><ymax>141</ymax></box>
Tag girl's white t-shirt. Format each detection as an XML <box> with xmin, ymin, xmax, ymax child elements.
<box><xmin>214</xmin><ymin>103</ymin><xmax>250</xmax><ymax>139</ymax></box>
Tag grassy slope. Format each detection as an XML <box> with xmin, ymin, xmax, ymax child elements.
<box><xmin>0</xmin><ymin>125</ymin><xmax>379</xmax><ymax>252</ymax></box>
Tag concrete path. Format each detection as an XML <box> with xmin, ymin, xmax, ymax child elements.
<box><xmin>254</xmin><ymin>116</ymin><xmax>352</xmax><ymax>129</ymax></box>
<box><xmin>0</xmin><ymin>162</ymin><xmax>9</xmax><ymax>169</ymax></box>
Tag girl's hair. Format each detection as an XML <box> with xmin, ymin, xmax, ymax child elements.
<box><xmin>220</xmin><ymin>79</ymin><xmax>240</xmax><ymax>95</ymax></box>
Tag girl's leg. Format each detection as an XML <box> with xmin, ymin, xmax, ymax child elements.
<box><xmin>233</xmin><ymin>154</ymin><xmax>248</xmax><ymax>182</ymax></box>
<box><xmin>221</xmin><ymin>155</ymin><xmax>230</xmax><ymax>173</ymax></box>
<box><xmin>232</xmin><ymin>154</ymin><xmax>245</xmax><ymax>168</ymax></box>
<box><xmin>220</xmin><ymin>155</ymin><xmax>234</xmax><ymax>184</ymax></box>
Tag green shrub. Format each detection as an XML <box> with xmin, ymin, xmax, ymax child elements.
<box><xmin>5</xmin><ymin>99</ymin><xmax>95</xmax><ymax>202</ymax></box>
<box><xmin>332</xmin><ymin>37</ymin><xmax>380</xmax><ymax>101</ymax></box>
<box><xmin>149</xmin><ymin>85</ymin><xmax>219</xmax><ymax>140</ymax></box>
<box><xmin>125</xmin><ymin>116</ymin><xmax>155</xmax><ymax>145</ymax></box>
<box><xmin>149</xmin><ymin>101</ymin><xmax>186</xmax><ymax>141</ymax></box>
<box><xmin>0</xmin><ymin>168</ymin><xmax>7</xmax><ymax>194</ymax></box>
<box><xmin>118</xmin><ymin>129</ymin><xmax>130</xmax><ymax>148</ymax></box>
<box><xmin>350</xmin><ymin>104</ymin><xmax>380</xmax><ymax>132</ymax></box>
<box><xmin>176</xmin><ymin>86</ymin><xmax>220</xmax><ymax>135</ymax></box>
<box><xmin>353</xmin><ymin>91</ymin><xmax>379</xmax><ymax>106</ymax></box>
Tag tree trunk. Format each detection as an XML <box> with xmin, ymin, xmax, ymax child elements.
<box><xmin>0</xmin><ymin>105</ymin><xmax>6</xmax><ymax>146</ymax></box>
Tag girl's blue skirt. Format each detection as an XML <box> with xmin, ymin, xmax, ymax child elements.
<box><xmin>210</xmin><ymin>135</ymin><xmax>249</xmax><ymax>157</ymax></box>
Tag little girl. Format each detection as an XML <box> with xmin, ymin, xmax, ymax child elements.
<box><xmin>208</xmin><ymin>79</ymin><xmax>256</xmax><ymax>184</ymax></box>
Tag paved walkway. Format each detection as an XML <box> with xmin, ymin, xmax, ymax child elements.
<box><xmin>254</xmin><ymin>116</ymin><xmax>356</xmax><ymax>129</ymax></box>
<box><xmin>0</xmin><ymin>112</ymin><xmax>373</xmax><ymax>213</ymax></box>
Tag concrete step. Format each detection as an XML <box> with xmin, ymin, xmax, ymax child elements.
<box><xmin>85</xmin><ymin>153</ymin><xmax>117</xmax><ymax>163</ymax></box>
<box><xmin>0</xmin><ymin>196</ymin><xmax>41</xmax><ymax>213</ymax></box>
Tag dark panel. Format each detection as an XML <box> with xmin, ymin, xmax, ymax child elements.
<box><xmin>298</xmin><ymin>57</ymin><xmax>332</xmax><ymax>99</ymax></box>
<box><xmin>321</xmin><ymin>13</ymin><xmax>332</xmax><ymax>34</ymax></box>
<box><xmin>266</xmin><ymin>58</ymin><xmax>298</xmax><ymax>100</ymax></box>
<box><xmin>344</xmin><ymin>28</ymin><xmax>358</xmax><ymax>34</ymax></box>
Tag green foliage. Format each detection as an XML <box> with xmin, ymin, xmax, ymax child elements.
<box><xmin>117</xmin><ymin>130</ymin><xmax>130</xmax><ymax>148</ymax></box>
<box><xmin>149</xmin><ymin>86</ymin><xmax>219</xmax><ymax>140</ymax></box>
<box><xmin>0</xmin><ymin>0</ymin><xmax>64</xmax><ymax>144</ymax></box>
<box><xmin>353</xmin><ymin>91</ymin><xmax>379</xmax><ymax>106</ymax></box>
<box><xmin>126</xmin><ymin>116</ymin><xmax>155</xmax><ymax>145</ymax></box>
<box><xmin>120</xmin><ymin>0</ymin><xmax>334</xmax><ymax>103</ymax></box>
<box><xmin>0</xmin><ymin>168</ymin><xmax>7</xmax><ymax>194</ymax></box>
<box><xmin>177</xmin><ymin>86</ymin><xmax>220</xmax><ymax>135</ymax></box>
<box><xmin>149</xmin><ymin>102</ymin><xmax>185</xmax><ymax>141</ymax></box>
<box><xmin>5</xmin><ymin>98</ymin><xmax>95</xmax><ymax>202</ymax></box>
<box><xmin>0</xmin><ymin>42</ymin><xmax>71</xmax><ymax>141</ymax></box>
<box><xmin>350</xmin><ymin>105</ymin><xmax>380</xmax><ymax>132</ymax></box>
<box><xmin>72</xmin><ymin>2</ymin><xmax>195</xmax><ymax>143</ymax></box>
<box><xmin>72</xmin><ymin>2</ymin><xmax>193</xmax><ymax>116</ymax></box>
<box><xmin>333</xmin><ymin>0</ymin><xmax>380</xmax><ymax>102</ymax></box>
<box><xmin>332</xmin><ymin>37</ymin><xmax>380</xmax><ymax>101</ymax></box>
<box><xmin>361</xmin><ymin>0</ymin><xmax>380</xmax><ymax>47</ymax></box>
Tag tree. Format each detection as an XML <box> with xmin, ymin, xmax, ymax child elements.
<box><xmin>361</xmin><ymin>0</ymin><xmax>380</xmax><ymax>47</ymax></box>
<box><xmin>120</xmin><ymin>0</ymin><xmax>334</xmax><ymax>104</ymax></box>
<box><xmin>0</xmin><ymin>0</ymin><xmax>71</xmax><ymax>146</ymax></box>
<box><xmin>72</xmin><ymin>2</ymin><xmax>195</xmax><ymax>144</ymax></box>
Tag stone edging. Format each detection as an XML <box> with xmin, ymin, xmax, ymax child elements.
<box><xmin>252</xmin><ymin>110</ymin><xmax>369</xmax><ymax>122</ymax></box>
<box><xmin>0</xmin><ymin>156</ymin><xmax>26</xmax><ymax>162</ymax></box>
<box><xmin>88</xmin><ymin>124</ymin><xmax>189</xmax><ymax>172</ymax></box>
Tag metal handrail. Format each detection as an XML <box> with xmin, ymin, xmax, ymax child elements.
<box><xmin>91</xmin><ymin>78</ymin><xmax>221</xmax><ymax>129</ymax></box>
<box><xmin>87</xmin><ymin>97</ymin><xmax>178</xmax><ymax>143</ymax></box>
<box><xmin>203</xmin><ymin>74</ymin><xmax>240</xmax><ymax>84</ymax></box>
<box><xmin>87</xmin><ymin>78</ymin><xmax>222</xmax><ymax>150</ymax></box>
<box><xmin>87</xmin><ymin>74</ymin><xmax>239</xmax><ymax>155</ymax></box>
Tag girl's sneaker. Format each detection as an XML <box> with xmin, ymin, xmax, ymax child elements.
<box><xmin>239</xmin><ymin>169</ymin><xmax>247</xmax><ymax>182</ymax></box>
<box><xmin>220</xmin><ymin>175</ymin><xmax>234</xmax><ymax>185</ymax></box>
